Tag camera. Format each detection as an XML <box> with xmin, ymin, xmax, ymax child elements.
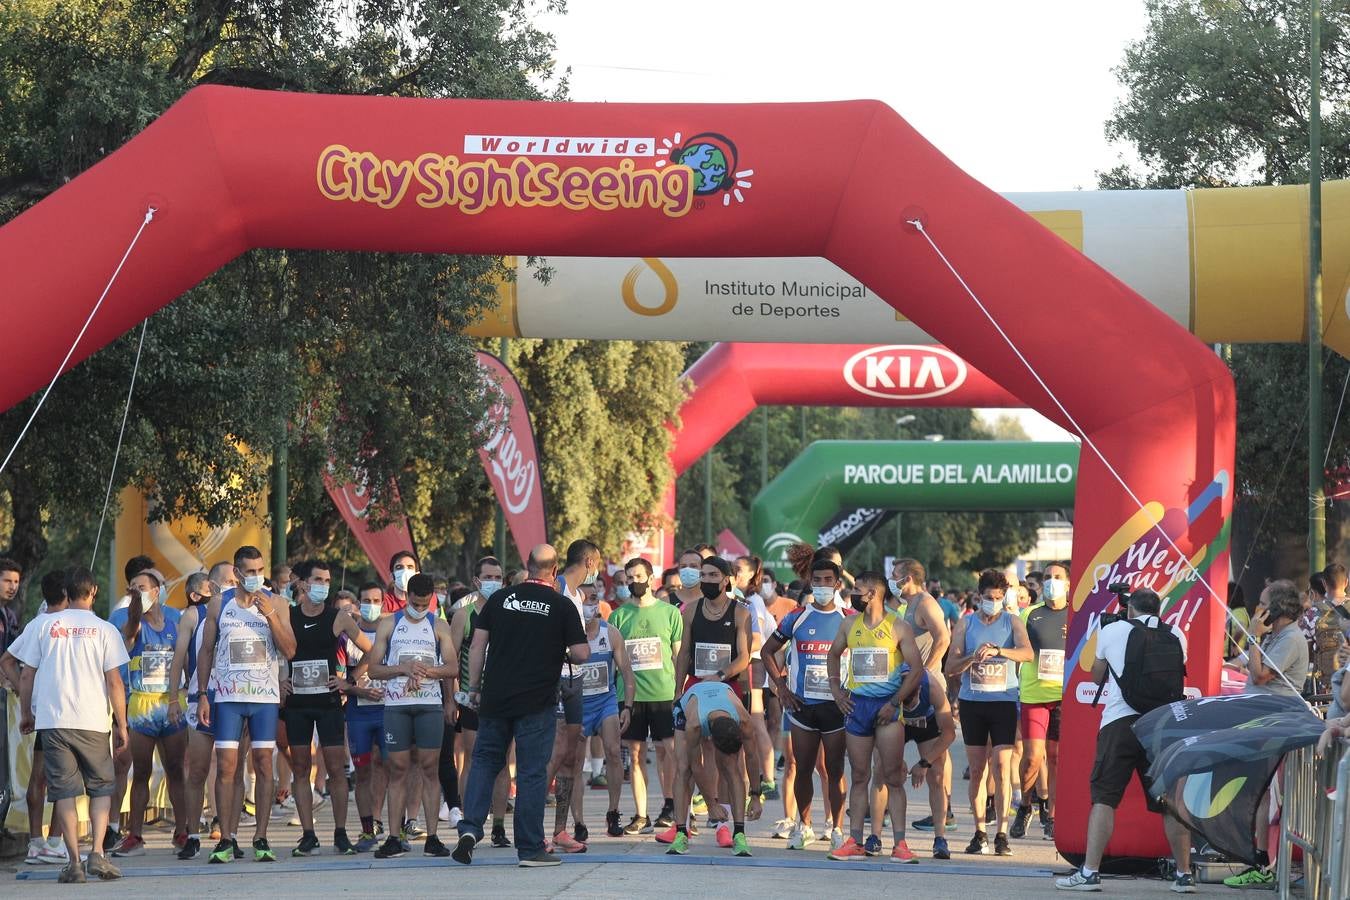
<box><xmin>1100</xmin><ymin>581</ymin><xmax>1132</xmax><ymax>626</ymax></box>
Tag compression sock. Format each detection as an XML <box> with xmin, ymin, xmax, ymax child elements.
<box><xmin>676</xmin><ymin>824</ymin><xmax>687</xmax><ymax>835</ymax></box>
<box><xmin>360</xmin><ymin>816</ymin><xmax>374</xmax><ymax>834</ymax></box>
<box><xmin>733</xmin><ymin>822</ymin><xmax>745</xmax><ymax>836</ymax></box>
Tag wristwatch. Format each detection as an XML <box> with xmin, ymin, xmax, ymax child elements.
<box><xmin>916</xmin><ymin>759</ymin><xmax>932</xmax><ymax>770</ymax></box>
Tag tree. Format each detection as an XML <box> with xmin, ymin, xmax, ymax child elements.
<box><xmin>1104</xmin><ymin>0</ymin><xmax>1350</xmax><ymax>577</ymax></box>
<box><xmin>506</xmin><ymin>338</ymin><xmax>688</xmax><ymax>557</ymax></box>
<box><xmin>0</xmin><ymin>1</ymin><xmax>568</xmax><ymax>590</ymax></box>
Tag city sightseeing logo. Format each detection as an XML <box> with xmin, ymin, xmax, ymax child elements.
<box><xmin>315</xmin><ymin>129</ymin><xmax>753</xmax><ymax>219</ymax></box>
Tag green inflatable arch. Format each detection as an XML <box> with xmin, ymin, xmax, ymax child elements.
<box><xmin>752</xmin><ymin>440</ymin><xmax>1081</xmax><ymax>575</ymax></box>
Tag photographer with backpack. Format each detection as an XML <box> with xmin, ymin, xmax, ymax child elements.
<box><xmin>1055</xmin><ymin>588</ymin><xmax>1194</xmax><ymax>894</ymax></box>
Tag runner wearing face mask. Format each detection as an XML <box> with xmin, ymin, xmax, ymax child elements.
<box><xmin>945</xmin><ymin>569</ymin><xmax>1034</xmax><ymax>856</ymax></box>
<box><xmin>195</xmin><ymin>546</ymin><xmax>298</xmax><ymax>864</ymax></box>
<box><xmin>672</xmin><ymin>550</ymin><xmax>706</xmax><ymax>610</ymax></box>
<box><xmin>610</xmin><ymin>558</ymin><xmax>683</xmax><ymax>837</ymax></box>
<box><xmin>166</xmin><ymin>572</ymin><xmax>222</xmax><ymax>860</ymax></box>
<box><xmin>826</xmin><ymin>571</ymin><xmax>925</xmax><ymax>863</ymax></box>
<box><xmin>762</xmin><ymin>558</ymin><xmax>851</xmax><ymax>852</ymax></box>
<box><xmin>342</xmin><ymin>583</ymin><xmax>389</xmax><ymax>852</ymax></box>
<box><xmin>447</xmin><ymin>557</ymin><xmax>507</xmax><ymax>839</ymax></box>
<box><xmin>1011</xmin><ymin>562</ymin><xmax>1068</xmax><ymax>841</ymax></box>
<box><xmin>673</xmin><ymin>557</ymin><xmax>751</xmax><ymax>849</ymax></box>
<box><xmin>570</xmin><ymin>598</ymin><xmax>636</xmax><ymax>841</ymax></box>
<box><xmin>108</xmin><ymin>568</ymin><xmax>189</xmax><ymax>857</ymax></box>
<box><xmin>383</xmin><ymin>551</ymin><xmax>437</xmax><ymax>616</ymax></box>
<box><xmin>366</xmin><ymin>575</ymin><xmax>458</xmax><ymax>859</ymax></box>
<box><xmin>281</xmin><ymin>560</ymin><xmax>372</xmax><ymax>857</ymax></box>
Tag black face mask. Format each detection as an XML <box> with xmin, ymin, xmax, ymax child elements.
<box><xmin>699</xmin><ymin>581</ymin><xmax>725</xmax><ymax>600</ymax></box>
<box><xmin>630</xmin><ymin>581</ymin><xmax>649</xmax><ymax>599</ymax></box>
<box><xmin>851</xmin><ymin>593</ymin><xmax>868</xmax><ymax>613</ymax></box>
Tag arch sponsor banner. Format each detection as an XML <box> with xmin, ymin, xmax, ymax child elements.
<box><xmin>671</xmin><ymin>342</ymin><xmax>1018</xmax><ymax>473</ymax></box>
<box><xmin>474</xmin><ymin>351</ymin><xmax>547</xmax><ymax>557</ymax></box>
<box><xmin>0</xmin><ymin>86</ymin><xmax>1234</xmax><ymax>861</ymax></box>
<box><xmin>751</xmin><ymin>440</ymin><xmax>1079</xmax><ymax>578</ymax></box>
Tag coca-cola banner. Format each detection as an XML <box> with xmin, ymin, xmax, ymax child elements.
<box><xmin>475</xmin><ymin>351</ymin><xmax>548</xmax><ymax>557</ymax></box>
<box><xmin>322</xmin><ymin>463</ymin><xmax>415</xmax><ymax>583</ymax></box>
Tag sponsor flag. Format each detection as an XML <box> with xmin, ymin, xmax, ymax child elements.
<box><xmin>323</xmin><ymin>464</ymin><xmax>414</xmax><ymax>583</ymax></box>
<box><xmin>475</xmin><ymin>351</ymin><xmax>548</xmax><ymax>558</ymax></box>
<box><xmin>817</xmin><ymin>507</ymin><xmax>894</xmax><ymax>556</ymax></box>
<box><xmin>1132</xmin><ymin>693</ymin><xmax>1324</xmax><ymax>866</ymax></box>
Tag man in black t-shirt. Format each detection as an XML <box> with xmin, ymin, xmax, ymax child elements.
<box><xmin>453</xmin><ymin>544</ymin><xmax>588</xmax><ymax>868</ymax></box>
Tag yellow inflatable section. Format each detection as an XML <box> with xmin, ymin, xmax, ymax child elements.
<box><xmin>468</xmin><ymin>184</ymin><xmax>1350</xmax><ymax>358</ymax></box>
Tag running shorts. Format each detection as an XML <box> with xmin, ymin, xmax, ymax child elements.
<box><xmin>282</xmin><ymin>705</ymin><xmax>347</xmax><ymax>749</ymax></box>
<box><xmin>904</xmin><ymin>713</ymin><xmax>942</xmax><ymax>746</ymax></box>
<box><xmin>555</xmin><ymin>673</ymin><xmax>584</xmax><ymax>726</ymax></box>
<box><xmin>621</xmin><ymin>700</ymin><xmax>675</xmax><ymax>742</ymax></box>
<box><xmin>785</xmin><ymin>700</ymin><xmax>846</xmax><ymax>735</ymax></box>
<box><xmin>844</xmin><ymin>693</ymin><xmax>901</xmax><ymax>738</ymax></box>
<box><xmin>958</xmin><ymin>700</ymin><xmax>1018</xmax><ymax>747</ymax></box>
<box><xmin>1020</xmin><ymin>701</ymin><xmax>1062</xmax><ymax>742</ymax></box>
<box><xmin>346</xmin><ymin>703</ymin><xmax>385</xmax><ymax>764</ymax></box>
<box><xmin>582</xmin><ymin>693</ymin><xmax>619</xmax><ymax>737</ymax></box>
<box><xmin>214</xmin><ymin>701</ymin><xmax>280</xmax><ymax>749</ymax></box>
<box><xmin>128</xmin><ymin>690</ymin><xmax>188</xmax><ymax>739</ymax></box>
<box><xmin>383</xmin><ymin>704</ymin><xmax>443</xmax><ymax>753</ymax></box>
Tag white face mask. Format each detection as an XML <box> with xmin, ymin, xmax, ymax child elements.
<box><xmin>404</xmin><ymin>605</ymin><xmax>428</xmax><ymax>621</ymax></box>
<box><xmin>811</xmin><ymin>586</ymin><xmax>834</xmax><ymax>604</ymax></box>
<box><xmin>1043</xmin><ymin>579</ymin><xmax>1068</xmax><ymax>602</ymax></box>
<box><xmin>888</xmin><ymin>578</ymin><xmax>901</xmax><ymax>596</ymax></box>
<box><xmin>242</xmin><ymin>574</ymin><xmax>265</xmax><ymax>593</ymax></box>
<box><xmin>360</xmin><ymin>602</ymin><xmax>382</xmax><ymax>622</ymax></box>
<box><xmin>762</xmin><ymin>581</ymin><xmax>775</xmax><ymax>597</ymax></box>
<box><xmin>308</xmin><ymin>583</ymin><xmax>330</xmax><ymax>603</ymax></box>
<box><xmin>981</xmin><ymin>598</ymin><xmax>1001</xmax><ymax>617</ymax></box>
<box><xmin>393</xmin><ymin>569</ymin><xmax>415</xmax><ymax>591</ymax></box>
<box><xmin>478</xmin><ymin>579</ymin><xmax>502</xmax><ymax>597</ymax></box>
<box><xmin>139</xmin><ymin>589</ymin><xmax>156</xmax><ymax>613</ymax></box>
<box><xmin>583</xmin><ymin>602</ymin><xmax>600</xmax><ymax>621</ymax></box>
<box><xmin>582</xmin><ymin>571</ymin><xmax>598</xmax><ymax>586</ymax></box>
<box><xmin>678</xmin><ymin>567</ymin><xmax>700</xmax><ymax>588</ymax></box>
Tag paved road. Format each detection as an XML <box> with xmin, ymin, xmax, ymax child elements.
<box><xmin>6</xmin><ymin>743</ymin><xmax>1199</xmax><ymax>897</ymax></box>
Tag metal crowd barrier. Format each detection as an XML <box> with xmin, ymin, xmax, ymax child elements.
<box><xmin>1278</xmin><ymin>737</ymin><xmax>1350</xmax><ymax>899</ymax></box>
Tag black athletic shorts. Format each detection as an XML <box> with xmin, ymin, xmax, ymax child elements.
<box><xmin>456</xmin><ymin>705</ymin><xmax>480</xmax><ymax>733</ymax></box>
<box><xmin>785</xmin><ymin>700</ymin><xmax>846</xmax><ymax>734</ymax></box>
<box><xmin>958</xmin><ymin>700</ymin><xmax>1018</xmax><ymax>747</ymax></box>
<box><xmin>556</xmin><ymin>673</ymin><xmax>583</xmax><ymax>726</ymax></box>
<box><xmin>904</xmin><ymin>713</ymin><xmax>942</xmax><ymax>746</ymax></box>
<box><xmin>1089</xmin><ymin>715</ymin><xmax>1164</xmax><ymax>812</ymax></box>
<box><xmin>281</xmin><ymin>705</ymin><xmax>346</xmax><ymax>749</ymax></box>
<box><xmin>621</xmin><ymin>700</ymin><xmax>675</xmax><ymax>742</ymax></box>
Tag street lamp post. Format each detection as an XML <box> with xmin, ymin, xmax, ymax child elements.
<box><xmin>1309</xmin><ymin>0</ymin><xmax>1327</xmax><ymax>572</ymax></box>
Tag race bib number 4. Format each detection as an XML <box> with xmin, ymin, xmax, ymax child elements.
<box><xmin>627</xmin><ymin>636</ymin><xmax>663</xmax><ymax>672</ymax></box>
<box><xmin>970</xmin><ymin>660</ymin><xmax>1014</xmax><ymax>693</ymax></box>
<box><xmin>140</xmin><ymin>649</ymin><xmax>172</xmax><ymax>694</ymax></box>
<box><xmin>292</xmin><ymin>659</ymin><xmax>331</xmax><ymax>695</ymax></box>
<box><xmin>580</xmin><ymin>661</ymin><xmax>611</xmax><ymax>697</ymax></box>
<box><xmin>1036</xmin><ymin>649</ymin><xmax>1065</xmax><ymax>684</ymax></box>
<box><xmin>802</xmin><ymin>663</ymin><xmax>832</xmax><ymax>700</ymax></box>
<box><xmin>694</xmin><ymin>642</ymin><xmax>731</xmax><ymax>678</ymax></box>
<box><xmin>850</xmin><ymin>647</ymin><xmax>889</xmax><ymax>683</ymax></box>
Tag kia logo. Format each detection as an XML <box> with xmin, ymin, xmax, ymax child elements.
<box><xmin>842</xmin><ymin>345</ymin><xmax>967</xmax><ymax>400</ymax></box>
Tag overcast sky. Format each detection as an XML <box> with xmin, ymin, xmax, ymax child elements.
<box><xmin>543</xmin><ymin>1</ymin><xmax>1153</xmax><ymax>440</ymax></box>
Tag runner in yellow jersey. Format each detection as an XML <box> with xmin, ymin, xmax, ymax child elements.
<box><xmin>825</xmin><ymin>571</ymin><xmax>924</xmax><ymax>863</ymax></box>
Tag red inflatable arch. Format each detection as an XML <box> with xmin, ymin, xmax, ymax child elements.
<box><xmin>0</xmin><ymin>86</ymin><xmax>1234</xmax><ymax>861</ymax></box>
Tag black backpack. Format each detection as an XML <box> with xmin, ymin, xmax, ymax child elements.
<box><xmin>1093</xmin><ymin>618</ymin><xmax>1186</xmax><ymax>714</ymax></box>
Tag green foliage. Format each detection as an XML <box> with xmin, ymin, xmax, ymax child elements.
<box><xmin>507</xmin><ymin>339</ymin><xmax>688</xmax><ymax>557</ymax></box>
<box><xmin>0</xmin><ymin>1</ymin><xmax>568</xmax><ymax>583</ymax></box>
<box><xmin>1105</xmin><ymin>0</ymin><xmax>1350</xmax><ymax>560</ymax></box>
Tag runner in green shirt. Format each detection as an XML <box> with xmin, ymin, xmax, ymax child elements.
<box><xmin>608</xmin><ymin>557</ymin><xmax>684</xmax><ymax>836</ymax></box>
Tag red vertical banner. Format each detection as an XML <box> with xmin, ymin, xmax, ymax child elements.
<box><xmin>475</xmin><ymin>351</ymin><xmax>548</xmax><ymax>558</ymax></box>
<box><xmin>323</xmin><ymin>465</ymin><xmax>414</xmax><ymax>583</ymax></box>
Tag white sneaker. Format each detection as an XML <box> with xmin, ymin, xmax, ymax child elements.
<box><xmin>239</xmin><ymin>811</ymin><xmax>257</xmax><ymax>827</ymax></box>
<box><xmin>787</xmin><ymin>823</ymin><xmax>816</xmax><ymax>850</ymax></box>
<box><xmin>288</xmin><ymin>810</ymin><xmax>303</xmax><ymax>827</ymax></box>
<box><xmin>771</xmin><ymin>818</ymin><xmax>794</xmax><ymax>839</ymax></box>
<box><xmin>272</xmin><ymin>802</ymin><xmax>289</xmax><ymax>817</ymax></box>
<box><xmin>829</xmin><ymin>827</ymin><xmax>845</xmax><ymax>851</ymax></box>
<box><xmin>39</xmin><ymin>840</ymin><xmax>70</xmax><ymax>865</ymax></box>
<box><xmin>438</xmin><ymin>801</ymin><xmax>451</xmax><ymax>823</ymax></box>
<box><xmin>312</xmin><ymin>791</ymin><xmax>327</xmax><ymax>811</ymax></box>
<box><xmin>448</xmin><ymin>807</ymin><xmax>464</xmax><ymax>828</ymax></box>
<box><xmin>25</xmin><ymin>838</ymin><xmax>45</xmax><ymax>864</ymax></box>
